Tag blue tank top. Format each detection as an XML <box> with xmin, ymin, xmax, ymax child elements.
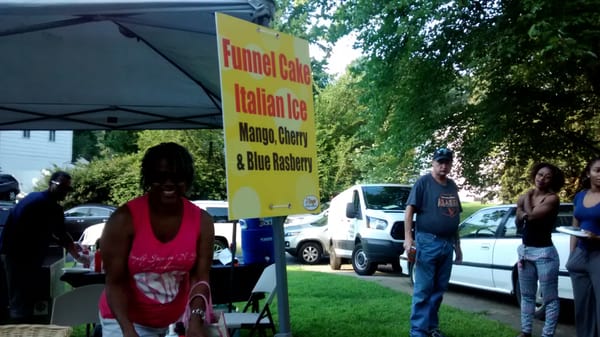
<box><xmin>573</xmin><ymin>190</ymin><xmax>600</xmax><ymax>251</ymax></box>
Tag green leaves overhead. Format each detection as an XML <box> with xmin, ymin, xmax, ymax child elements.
<box><xmin>312</xmin><ymin>0</ymin><xmax>600</xmax><ymax>199</ymax></box>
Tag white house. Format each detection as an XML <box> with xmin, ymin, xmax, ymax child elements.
<box><xmin>0</xmin><ymin>130</ymin><xmax>73</xmax><ymax>194</ymax></box>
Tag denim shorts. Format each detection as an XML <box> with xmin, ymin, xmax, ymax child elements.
<box><xmin>101</xmin><ymin>316</ymin><xmax>168</xmax><ymax>337</ymax></box>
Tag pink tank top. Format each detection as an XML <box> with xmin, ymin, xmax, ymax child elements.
<box><xmin>98</xmin><ymin>195</ymin><xmax>201</xmax><ymax>327</ymax></box>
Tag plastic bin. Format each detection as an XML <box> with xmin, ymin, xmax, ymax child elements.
<box><xmin>240</xmin><ymin>218</ymin><xmax>274</xmax><ymax>264</ymax></box>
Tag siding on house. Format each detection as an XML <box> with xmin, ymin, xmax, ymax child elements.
<box><xmin>0</xmin><ymin>130</ymin><xmax>73</xmax><ymax>194</ymax></box>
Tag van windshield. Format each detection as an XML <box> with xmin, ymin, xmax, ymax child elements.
<box><xmin>361</xmin><ymin>186</ymin><xmax>411</xmax><ymax>211</ymax></box>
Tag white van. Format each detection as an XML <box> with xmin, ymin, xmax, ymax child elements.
<box><xmin>327</xmin><ymin>184</ymin><xmax>412</xmax><ymax>275</ymax></box>
<box><xmin>192</xmin><ymin>200</ymin><xmax>241</xmax><ymax>254</ymax></box>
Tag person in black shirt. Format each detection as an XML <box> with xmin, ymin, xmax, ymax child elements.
<box><xmin>0</xmin><ymin>171</ymin><xmax>90</xmax><ymax>323</ymax></box>
<box><xmin>515</xmin><ymin>163</ymin><xmax>565</xmax><ymax>337</ymax></box>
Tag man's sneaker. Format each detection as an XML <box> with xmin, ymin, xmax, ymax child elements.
<box><xmin>429</xmin><ymin>329</ymin><xmax>447</xmax><ymax>337</ymax></box>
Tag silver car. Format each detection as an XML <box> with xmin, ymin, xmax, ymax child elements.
<box><xmin>284</xmin><ymin>210</ymin><xmax>329</xmax><ymax>264</ymax></box>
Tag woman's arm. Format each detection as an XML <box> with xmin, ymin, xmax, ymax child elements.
<box><xmin>516</xmin><ymin>194</ymin><xmax>527</xmax><ymax>223</ymax></box>
<box><xmin>186</xmin><ymin>210</ymin><xmax>215</xmax><ymax>335</ymax></box>
<box><xmin>570</xmin><ymin>216</ymin><xmax>580</xmax><ymax>252</ymax></box>
<box><xmin>523</xmin><ymin>192</ymin><xmax>559</xmax><ymax>221</ymax></box>
<box><xmin>101</xmin><ymin>206</ymin><xmax>138</xmax><ymax>337</ymax></box>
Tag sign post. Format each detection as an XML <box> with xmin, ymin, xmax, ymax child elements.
<box><xmin>216</xmin><ymin>13</ymin><xmax>320</xmax><ymax>337</ymax></box>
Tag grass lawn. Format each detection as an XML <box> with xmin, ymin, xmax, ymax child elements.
<box><xmin>282</xmin><ymin>270</ymin><xmax>517</xmax><ymax>337</ymax></box>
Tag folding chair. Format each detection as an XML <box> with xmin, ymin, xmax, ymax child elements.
<box><xmin>51</xmin><ymin>284</ymin><xmax>105</xmax><ymax>337</ymax></box>
<box><xmin>224</xmin><ymin>263</ymin><xmax>276</xmax><ymax>337</ymax></box>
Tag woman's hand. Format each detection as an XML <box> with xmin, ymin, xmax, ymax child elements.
<box><xmin>583</xmin><ymin>230</ymin><xmax>599</xmax><ymax>240</ymax></box>
<box><xmin>122</xmin><ymin>326</ymin><xmax>140</xmax><ymax>337</ymax></box>
<box><xmin>186</xmin><ymin>319</ymin><xmax>209</xmax><ymax>337</ymax></box>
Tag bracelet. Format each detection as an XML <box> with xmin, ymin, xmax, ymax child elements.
<box><xmin>190</xmin><ymin>308</ymin><xmax>206</xmax><ymax>321</ymax></box>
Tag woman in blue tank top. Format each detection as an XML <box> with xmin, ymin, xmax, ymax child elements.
<box><xmin>566</xmin><ymin>157</ymin><xmax>600</xmax><ymax>337</ymax></box>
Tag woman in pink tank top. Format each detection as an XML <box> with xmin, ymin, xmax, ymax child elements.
<box><xmin>99</xmin><ymin>143</ymin><xmax>215</xmax><ymax>337</ymax></box>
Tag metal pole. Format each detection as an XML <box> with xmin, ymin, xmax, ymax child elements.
<box><xmin>270</xmin><ymin>215</ymin><xmax>292</xmax><ymax>337</ymax></box>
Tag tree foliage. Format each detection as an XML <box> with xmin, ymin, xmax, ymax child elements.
<box><xmin>48</xmin><ymin>130</ymin><xmax>227</xmax><ymax>207</ymax></box>
<box><xmin>312</xmin><ymin>0</ymin><xmax>600</xmax><ymax>200</ymax></box>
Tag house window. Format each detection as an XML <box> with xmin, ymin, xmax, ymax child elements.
<box><xmin>23</xmin><ymin>130</ymin><xmax>30</xmax><ymax>138</ymax></box>
<box><xmin>49</xmin><ymin>130</ymin><xmax>56</xmax><ymax>142</ymax></box>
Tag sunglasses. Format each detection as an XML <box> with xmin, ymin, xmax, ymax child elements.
<box><xmin>148</xmin><ymin>171</ymin><xmax>185</xmax><ymax>184</ymax></box>
<box><xmin>51</xmin><ymin>180</ymin><xmax>74</xmax><ymax>192</ymax></box>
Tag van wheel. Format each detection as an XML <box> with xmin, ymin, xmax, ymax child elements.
<box><xmin>352</xmin><ymin>244</ymin><xmax>376</xmax><ymax>276</ymax></box>
<box><xmin>329</xmin><ymin>247</ymin><xmax>342</xmax><ymax>270</ymax></box>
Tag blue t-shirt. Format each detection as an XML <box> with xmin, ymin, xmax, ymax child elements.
<box><xmin>573</xmin><ymin>190</ymin><xmax>600</xmax><ymax>251</ymax></box>
<box><xmin>0</xmin><ymin>191</ymin><xmax>65</xmax><ymax>262</ymax></box>
<box><xmin>407</xmin><ymin>173</ymin><xmax>462</xmax><ymax>238</ymax></box>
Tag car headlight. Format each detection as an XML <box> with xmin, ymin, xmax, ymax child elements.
<box><xmin>284</xmin><ymin>231</ymin><xmax>301</xmax><ymax>237</ymax></box>
<box><xmin>366</xmin><ymin>216</ymin><xmax>388</xmax><ymax>230</ymax></box>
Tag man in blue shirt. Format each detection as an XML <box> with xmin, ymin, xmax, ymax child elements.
<box><xmin>0</xmin><ymin>171</ymin><xmax>89</xmax><ymax>323</ymax></box>
<box><xmin>403</xmin><ymin>148</ymin><xmax>463</xmax><ymax>337</ymax></box>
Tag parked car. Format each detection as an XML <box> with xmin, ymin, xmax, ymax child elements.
<box><xmin>192</xmin><ymin>200</ymin><xmax>241</xmax><ymax>254</ymax></box>
<box><xmin>64</xmin><ymin>204</ymin><xmax>116</xmax><ymax>240</ymax></box>
<box><xmin>400</xmin><ymin>203</ymin><xmax>574</xmax><ymax>314</ymax></box>
<box><xmin>284</xmin><ymin>210</ymin><xmax>329</xmax><ymax>264</ymax></box>
<box><xmin>0</xmin><ymin>174</ymin><xmax>19</xmax><ymax>201</ymax></box>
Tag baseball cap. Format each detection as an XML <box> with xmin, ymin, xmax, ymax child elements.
<box><xmin>433</xmin><ymin>147</ymin><xmax>453</xmax><ymax>162</ymax></box>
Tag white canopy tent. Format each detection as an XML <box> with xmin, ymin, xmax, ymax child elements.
<box><xmin>0</xmin><ymin>0</ymin><xmax>272</xmax><ymax>130</ymax></box>
<box><xmin>0</xmin><ymin>1</ymin><xmax>294</xmax><ymax>336</ymax></box>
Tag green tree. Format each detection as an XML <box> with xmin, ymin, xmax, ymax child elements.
<box><xmin>312</xmin><ymin>0</ymin><xmax>600</xmax><ymax>200</ymax></box>
<box><xmin>101</xmin><ymin>130</ymin><xmax>139</xmax><ymax>156</ymax></box>
<box><xmin>315</xmin><ymin>73</ymin><xmax>365</xmax><ymax>200</ymax></box>
<box><xmin>73</xmin><ymin>131</ymin><xmax>100</xmax><ymax>162</ymax></box>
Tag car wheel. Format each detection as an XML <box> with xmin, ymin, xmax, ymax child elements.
<box><xmin>391</xmin><ymin>259</ymin><xmax>402</xmax><ymax>273</ymax></box>
<box><xmin>298</xmin><ymin>242</ymin><xmax>323</xmax><ymax>265</ymax></box>
<box><xmin>213</xmin><ymin>238</ymin><xmax>229</xmax><ymax>253</ymax></box>
<box><xmin>409</xmin><ymin>262</ymin><xmax>416</xmax><ymax>285</ymax></box>
<box><xmin>514</xmin><ymin>269</ymin><xmax>545</xmax><ymax>319</ymax></box>
<box><xmin>329</xmin><ymin>246</ymin><xmax>342</xmax><ymax>270</ymax></box>
<box><xmin>351</xmin><ymin>243</ymin><xmax>377</xmax><ymax>276</ymax></box>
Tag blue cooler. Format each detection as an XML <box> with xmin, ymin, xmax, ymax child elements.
<box><xmin>240</xmin><ymin>218</ymin><xmax>274</xmax><ymax>264</ymax></box>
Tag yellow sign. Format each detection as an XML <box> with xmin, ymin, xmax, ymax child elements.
<box><xmin>215</xmin><ymin>13</ymin><xmax>320</xmax><ymax>220</ymax></box>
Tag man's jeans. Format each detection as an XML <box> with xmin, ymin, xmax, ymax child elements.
<box><xmin>410</xmin><ymin>232</ymin><xmax>454</xmax><ymax>337</ymax></box>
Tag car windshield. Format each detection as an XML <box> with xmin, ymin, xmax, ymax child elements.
<box><xmin>362</xmin><ymin>186</ymin><xmax>411</xmax><ymax>211</ymax></box>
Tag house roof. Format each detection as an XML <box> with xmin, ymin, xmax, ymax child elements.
<box><xmin>0</xmin><ymin>0</ymin><xmax>275</xmax><ymax>130</ymax></box>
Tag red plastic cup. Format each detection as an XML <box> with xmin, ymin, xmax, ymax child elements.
<box><xmin>407</xmin><ymin>246</ymin><xmax>416</xmax><ymax>263</ymax></box>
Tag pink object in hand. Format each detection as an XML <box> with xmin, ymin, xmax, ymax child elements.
<box><xmin>82</xmin><ymin>249</ymin><xmax>90</xmax><ymax>268</ymax></box>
